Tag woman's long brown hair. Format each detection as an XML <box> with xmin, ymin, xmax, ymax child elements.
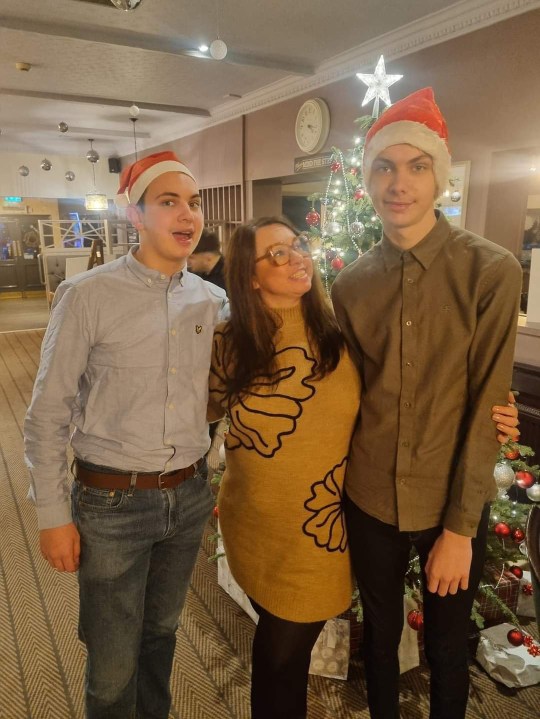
<box><xmin>223</xmin><ymin>216</ymin><xmax>344</xmax><ymax>397</ymax></box>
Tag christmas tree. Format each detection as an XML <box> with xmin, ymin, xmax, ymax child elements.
<box><xmin>304</xmin><ymin>56</ymin><xmax>402</xmax><ymax>290</ymax></box>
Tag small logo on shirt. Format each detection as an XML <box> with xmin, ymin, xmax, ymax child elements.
<box><xmin>195</xmin><ymin>325</ymin><xmax>202</xmax><ymax>334</ymax></box>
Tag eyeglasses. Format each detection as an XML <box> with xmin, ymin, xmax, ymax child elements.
<box><xmin>255</xmin><ymin>235</ymin><xmax>313</xmax><ymax>267</ymax></box>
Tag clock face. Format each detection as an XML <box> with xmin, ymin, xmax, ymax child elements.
<box><xmin>295</xmin><ymin>98</ymin><xmax>330</xmax><ymax>155</ymax></box>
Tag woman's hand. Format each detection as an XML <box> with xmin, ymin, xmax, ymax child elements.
<box><xmin>492</xmin><ymin>391</ymin><xmax>520</xmax><ymax>444</ymax></box>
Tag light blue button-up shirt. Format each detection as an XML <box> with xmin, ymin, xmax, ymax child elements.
<box><xmin>24</xmin><ymin>247</ymin><xmax>228</xmax><ymax>529</ymax></box>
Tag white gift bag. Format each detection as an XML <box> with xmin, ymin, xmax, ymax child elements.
<box><xmin>517</xmin><ymin>571</ymin><xmax>537</xmax><ymax>619</ymax></box>
<box><xmin>476</xmin><ymin>623</ymin><xmax>540</xmax><ymax>688</ymax></box>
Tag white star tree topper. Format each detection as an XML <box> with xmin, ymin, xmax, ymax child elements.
<box><xmin>356</xmin><ymin>55</ymin><xmax>403</xmax><ymax>117</ymax></box>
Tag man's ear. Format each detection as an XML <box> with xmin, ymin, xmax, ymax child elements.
<box><xmin>126</xmin><ymin>204</ymin><xmax>144</xmax><ymax>230</ymax></box>
<box><xmin>252</xmin><ymin>277</ymin><xmax>260</xmax><ymax>290</ymax></box>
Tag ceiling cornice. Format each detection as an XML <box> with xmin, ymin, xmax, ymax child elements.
<box><xmin>144</xmin><ymin>0</ymin><xmax>540</xmax><ymax>150</ymax></box>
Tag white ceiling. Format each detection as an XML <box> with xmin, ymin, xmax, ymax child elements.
<box><xmin>0</xmin><ymin>0</ymin><xmax>538</xmax><ymax>158</ymax></box>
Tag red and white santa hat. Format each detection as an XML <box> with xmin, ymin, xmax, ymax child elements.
<box><xmin>115</xmin><ymin>151</ymin><xmax>195</xmax><ymax>208</ymax></box>
<box><xmin>362</xmin><ymin>87</ymin><xmax>451</xmax><ymax>195</ymax></box>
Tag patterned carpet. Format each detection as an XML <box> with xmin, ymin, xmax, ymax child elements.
<box><xmin>0</xmin><ymin>328</ymin><xmax>538</xmax><ymax>718</ymax></box>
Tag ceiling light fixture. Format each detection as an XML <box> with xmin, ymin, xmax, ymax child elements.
<box><xmin>85</xmin><ymin>139</ymin><xmax>108</xmax><ymax>212</ymax></box>
<box><xmin>129</xmin><ymin>105</ymin><xmax>140</xmax><ymax>161</ymax></box>
<box><xmin>209</xmin><ymin>0</ymin><xmax>228</xmax><ymax>60</ymax></box>
<box><xmin>110</xmin><ymin>0</ymin><xmax>144</xmax><ymax>10</ymax></box>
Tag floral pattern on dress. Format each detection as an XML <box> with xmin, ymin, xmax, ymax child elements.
<box><xmin>302</xmin><ymin>457</ymin><xmax>348</xmax><ymax>553</ymax></box>
<box><xmin>209</xmin><ymin>330</ymin><xmax>316</xmax><ymax>458</ymax></box>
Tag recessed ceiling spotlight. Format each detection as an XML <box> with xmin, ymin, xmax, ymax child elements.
<box><xmin>199</xmin><ymin>44</ymin><xmax>209</xmax><ymax>53</ymax></box>
<box><xmin>16</xmin><ymin>62</ymin><xmax>32</xmax><ymax>72</ymax></box>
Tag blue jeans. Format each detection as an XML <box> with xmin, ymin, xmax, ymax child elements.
<box><xmin>344</xmin><ymin>495</ymin><xmax>490</xmax><ymax>719</ymax></box>
<box><xmin>71</xmin><ymin>461</ymin><xmax>214</xmax><ymax>719</ymax></box>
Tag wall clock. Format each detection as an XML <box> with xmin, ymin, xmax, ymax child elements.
<box><xmin>295</xmin><ymin>98</ymin><xmax>331</xmax><ymax>155</ymax></box>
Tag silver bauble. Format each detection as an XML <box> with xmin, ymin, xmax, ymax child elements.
<box><xmin>350</xmin><ymin>221</ymin><xmax>365</xmax><ymax>235</ymax></box>
<box><xmin>18</xmin><ymin>165</ymin><xmax>30</xmax><ymax>177</ymax></box>
<box><xmin>86</xmin><ymin>148</ymin><xmax>100</xmax><ymax>163</ymax></box>
<box><xmin>65</xmin><ymin>171</ymin><xmax>75</xmax><ymax>182</ymax></box>
<box><xmin>493</xmin><ymin>461</ymin><xmax>515</xmax><ymax>500</ymax></box>
<box><xmin>526</xmin><ymin>483</ymin><xmax>540</xmax><ymax>502</ymax></box>
<box><xmin>129</xmin><ymin>104</ymin><xmax>140</xmax><ymax>118</ymax></box>
<box><xmin>41</xmin><ymin>159</ymin><xmax>52</xmax><ymax>171</ymax></box>
<box><xmin>451</xmin><ymin>190</ymin><xmax>462</xmax><ymax>202</ymax></box>
<box><xmin>58</xmin><ymin>122</ymin><xmax>69</xmax><ymax>133</ymax></box>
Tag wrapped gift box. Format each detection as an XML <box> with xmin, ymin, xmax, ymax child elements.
<box><xmin>476</xmin><ymin>563</ymin><xmax>520</xmax><ymax>625</ymax></box>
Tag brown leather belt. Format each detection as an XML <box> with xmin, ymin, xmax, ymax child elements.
<box><xmin>74</xmin><ymin>459</ymin><xmax>198</xmax><ymax>490</ymax></box>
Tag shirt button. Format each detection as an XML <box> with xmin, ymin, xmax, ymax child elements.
<box><xmin>146</xmin><ymin>278</ymin><xmax>152</xmax><ymax>285</ymax></box>
<box><xmin>170</xmin><ymin>329</ymin><xmax>177</xmax><ymax>336</ymax></box>
<box><xmin>168</xmin><ymin>403</ymin><xmax>175</xmax><ymax>410</ymax></box>
<box><xmin>404</xmin><ymin>402</ymin><xmax>411</xmax><ymax>408</ymax></box>
<box><xmin>399</xmin><ymin>478</ymin><xmax>406</xmax><ymax>486</ymax></box>
<box><xmin>401</xmin><ymin>441</ymin><xmax>410</xmax><ymax>447</ymax></box>
<box><xmin>170</xmin><ymin>367</ymin><xmax>177</xmax><ymax>374</ymax></box>
<box><xmin>160</xmin><ymin>274</ymin><xmax>166</xmax><ymax>280</ymax></box>
<box><xmin>405</xmin><ymin>320</ymin><xmax>412</xmax><ymax>326</ymax></box>
<box><xmin>407</xmin><ymin>278</ymin><xmax>414</xmax><ymax>284</ymax></box>
<box><xmin>405</xmin><ymin>361</ymin><xmax>414</xmax><ymax>367</ymax></box>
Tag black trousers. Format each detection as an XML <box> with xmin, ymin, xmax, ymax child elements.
<box><xmin>344</xmin><ymin>495</ymin><xmax>490</xmax><ymax>719</ymax></box>
<box><xmin>249</xmin><ymin>598</ymin><xmax>325</xmax><ymax>719</ymax></box>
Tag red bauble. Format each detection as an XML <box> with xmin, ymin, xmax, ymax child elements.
<box><xmin>354</xmin><ymin>189</ymin><xmax>366</xmax><ymax>200</ymax></box>
<box><xmin>504</xmin><ymin>448</ymin><xmax>520</xmax><ymax>460</ymax></box>
<box><xmin>305</xmin><ymin>210</ymin><xmax>320</xmax><ymax>227</ymax></box>
<box><xmin>407</xmin><ymin>609</ymin><xmax>424</xmax><ymax>631</ymax></box>
<box><xmin>212</xmin><ymin>505</ymin><xmax>219</xmax><ymax>518</ymax></box>
<box><xmin>507</xmin><ymin>629</ymin><xmax>524</xmax><ymax>647</ymax></box>
<box><xmin>509</xmin><ymin>565</ymin><xmax>524</xmax><ymax>579</ymax></box>
<box><xmin>511</xmin><ymin>527</ymin><xmax>525</xmax><ymax>543</ymax></box>
<box><xmin>331</xmin><ymin>257</ymin><xmax>345</xmax><ymax>271</ymax></box>
<box><xmin>331</xmin><ymin>161</ymin><xmax>342</xmax><ymax>172</ymax></box>
<box><xmin>494</xmin><ymin>522</ymin><xmax>511</xmax><ymax>538</ymax></box>
<box><xmin>522</xmin><ymin>583</ymin><xmax>533</xmax><ymax>596</ymax></box>
<box><xmin>515</xmin><ymin>470</ymin><xmax>535</xmax><ymax>489</ymax></box>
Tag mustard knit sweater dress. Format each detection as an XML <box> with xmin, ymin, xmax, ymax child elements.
<box><xmin>209</xmin><ymin>305</ymin><xmax>361</xmax><ymax>623</ymax></box>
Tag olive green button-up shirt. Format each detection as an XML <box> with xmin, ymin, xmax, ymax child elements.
<box><xmin>332</xmin><ymin>213</ymin><xmax>522</xmax><ymax>537</ymax></box>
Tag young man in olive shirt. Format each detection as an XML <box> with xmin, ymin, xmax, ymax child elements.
<box><xmin>332</xmin><ymin>88</ymin><xmax>522</xmax><ymax>719</ymax></box>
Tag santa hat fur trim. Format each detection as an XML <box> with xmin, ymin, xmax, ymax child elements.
<box><xmin>115</xmin><ymin>151</ymin><xmax>195</xmax><ymax>208</ymax></box>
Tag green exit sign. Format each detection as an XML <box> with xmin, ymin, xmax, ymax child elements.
<box><xmin>4</xmin><ymin>196</ymin><xmax>23</xmax><ymax>203</ymax></box>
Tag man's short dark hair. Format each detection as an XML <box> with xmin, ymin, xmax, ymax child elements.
<box><xmin>192</xmin><ymin>230</ymin><xmax>221</xmax><ymax>255</ymax></box>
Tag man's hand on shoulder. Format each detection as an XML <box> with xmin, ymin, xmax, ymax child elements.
<box><xmin>40</xmin><ymin>523</ymin><xmax>81</xmax><ymax>573</ymax></box>
<box><xmin>425</xmin><ymin>529</ymin><xmax>472</xmax><ymax>597</ymax></box>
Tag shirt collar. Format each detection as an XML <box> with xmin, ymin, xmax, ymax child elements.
<box><xmin>126</xmin><ymin>245</ymin><xmax>184</xmax><ymax>288</ymax></box>
<box><xmin>380</xmin><ymin>211</ymin><xmax>451</xmax><ymax>272</ymax></box>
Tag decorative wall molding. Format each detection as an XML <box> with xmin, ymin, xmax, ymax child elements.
<box><xmin>145</xmin><ymin>0</ymin><xmax>540</xmax><ymax>150</ymax></box>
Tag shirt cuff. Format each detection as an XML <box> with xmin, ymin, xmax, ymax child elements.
<box><xmin>443</xmin><ymin>502</ymin><xmax>483</xmax><ymax>538</ymax></box>
<box><xmin>36</xmin><ymin>500</ymin><xmax>73</xmax><ymax>531</ymax></box>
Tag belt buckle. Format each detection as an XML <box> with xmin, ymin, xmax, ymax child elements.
<box><xmin>158</xmin><ymin>473</ymin><xmax>166</xmax><ymax>490</ymax></box>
